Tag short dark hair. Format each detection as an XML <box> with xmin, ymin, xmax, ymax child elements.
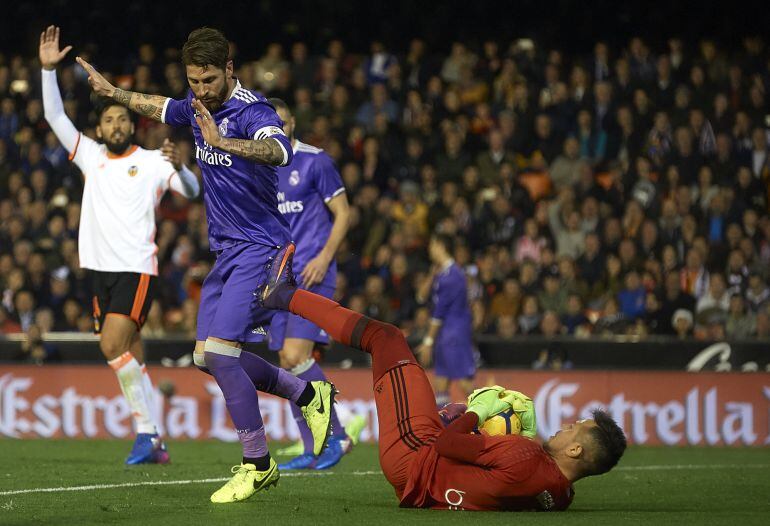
<box><xmin>268</xmin><ymin>97</ymin><xmax>290</xmax><ymax>114</ymax></box>
<box><xmin>431</xmin><ymin>233</ymin><xmax>455</xmax><ymax>255</ymax></box>
<box><xmin>182</xmin><ymin>28</ymin><xmax>229</xmax><ymax>71</ymax></box>
<box><xmin>96</xmin><ymin>98</ymin><xmax>131</xmax><ymax>121</ymax></box>
<box><xmin>584</xmin><ymin>409</ymin><xmax>627</xmax><ymax>476</ymax></box>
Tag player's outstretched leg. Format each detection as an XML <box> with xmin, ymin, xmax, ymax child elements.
<box><xmin>193</xmin><ymin>347</ymin><xmax>335</xmax><ymax>457</ymax></box>
<box><xmin>261</xmin><ymin>284</ymin><xmax>444</xmax><ymax>494</ymax></box>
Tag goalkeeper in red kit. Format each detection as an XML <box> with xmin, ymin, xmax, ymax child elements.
<box><xmin>259</xmin><ymin>263</ymin><xmax>627</xmax><ymax>511</ymax></box>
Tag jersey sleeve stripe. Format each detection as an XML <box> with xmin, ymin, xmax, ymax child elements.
<box><xmin>236</xmin><ymin>88</ymin><xmax>257</xmax><ymax>102</ymax></box>
<box><xmin>161</xmin><ymin>98</ymin><xmax>171</xmax><ymax>124</ymax></box>
<box><xmin>68</xmin><ymin>132</ymin><xmax>81</xmax><ymax>161</ymax></box>
<box><xmin>323</xmin><ymin>187</ymin><xmax>346</xmax><ymax>203</ymax></box>
<box><xmin>274</xmin><ymin>137</ymin><xmax>288</xmax><ymax>166</ymax></box>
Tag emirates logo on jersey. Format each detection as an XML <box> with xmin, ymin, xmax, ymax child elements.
<box><xmin>128</xmin><ymin>166</ymin><xmax>138</xmax><ymax>177</ymax></box>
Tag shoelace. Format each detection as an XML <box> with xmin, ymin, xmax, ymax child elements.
<box><xmin>230</xmin><ymin>464</ymin><xmax>251</xmax><ymax>476</ymax></box>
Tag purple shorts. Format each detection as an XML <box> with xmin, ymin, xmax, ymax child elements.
<box><xmin>433</xmin><ymin>333</ymin><xmax>476</xmax><ymax>380</ymax></box>
<box><xmin>267</xmin><ymin>282</ymin><xmax>335</xmax><ymax>351</ymax></box>
<box><xmin>196</xmin><ymin>242</ymin><xmax>282</xmax><ymax>343</ymax></box>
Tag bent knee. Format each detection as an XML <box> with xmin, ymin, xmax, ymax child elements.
<box><xmin>99</xmin><ymin>339</ymin><xmax>127</xmax><ymax>361</ymax></box>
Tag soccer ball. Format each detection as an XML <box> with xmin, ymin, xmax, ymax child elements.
<box><xmin>478</xmin><ymin>407</ymin><xmax>522</xmax><ymax>436</ymax></box>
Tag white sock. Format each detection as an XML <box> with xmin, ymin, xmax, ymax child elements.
<box><xmin>140</xmin><ymin>364</ymin><xmax>163</xmax><ymax>436</ymax></box>
<box><xmin>108</xmin><ymin>352</ymin><xmax>156</xmax><ymax>435</ymax></box>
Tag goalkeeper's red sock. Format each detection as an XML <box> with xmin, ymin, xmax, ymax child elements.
<box><xmin>288</xmin><ymin>290</ymin><xmax>417</xmax><ymax>380</ymax></box>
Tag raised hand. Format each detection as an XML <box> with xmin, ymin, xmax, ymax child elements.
<box><xmin>39</xmin><ymin>25</ymin><xmax>72</xmax><ymax>70</ymax></box>
<box><xmin>191</xmin><ymin>98</ymin><xmax>222</xmax><ymax>147</ymax></box>
<box><xmin>75</xmin><ymin>56</ymin><xmax>116</xmax><ymax>98</ymax></box>
<box><xmin>160</xmin><ymin>138</ymin><xmax>183</xmax><ymax>171</ymax></box>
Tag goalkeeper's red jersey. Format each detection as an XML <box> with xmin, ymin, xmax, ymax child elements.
<box><xmin>399</xmin><ymin>414</ymin><xmax>574</xmax><ymax>511</ymax></box>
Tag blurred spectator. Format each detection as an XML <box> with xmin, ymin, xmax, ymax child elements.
<box><xmin>672</xmin><ymin>309</ymin><xmax>694</xmax><ymax>339</ymax></box>
<box><xmin>617</xmin><ymin>270</ymin><xmax>646</xmax><ymax>320</ymax></box>
<box><xmin>15</xmin><ymin>324</ymin><xmax>60</xmax><ymax>364</ymax></box>
<box><xmin>562</xmin><ymin>294</ymin><xmax>589</xmax><ymax>335</ymax></box>
<box><xmin>489</xmin><ymin>277</ymin><xmax>521</xmax><ymax>322</ymax></box>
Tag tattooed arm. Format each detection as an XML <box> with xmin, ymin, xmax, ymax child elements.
<box><xmin>191</xmin><ymin>98</ymin><xmax>289</xmax><ymax>166</ymax></box>
<box><xmin>112</xmin><ymin>89</ymin><xmax>168</xmax><ymax>121</ymax></box>
<box><xmin>76</xmin><ymin>57</ymin><xmax>168</xmax><ymax>122</ymax></box>
<box><xmin>215</xmin><ymin>137</ymin><xmax>286</xmax><ymax>165</ymax></box>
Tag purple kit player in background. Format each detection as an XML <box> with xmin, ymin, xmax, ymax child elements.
<box><xmin>76</xmin><ymin>28</ymin><xmax>335</xmax><ymax>503</ymax></box>
<box><xmin>267</xmin><ymin>98</ymin><xmax>357</xmax><ymax>470</ymax></box>
<box><xmin>416</xmin><ymin>233</ymin><xmax>476</xmax><ymax>406</ymax></box>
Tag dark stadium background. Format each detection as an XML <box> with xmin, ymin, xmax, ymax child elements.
<box><xmin>4</xmin><ymin>1</ymin><xmax>770</xmax><ymax>59</ymax></box>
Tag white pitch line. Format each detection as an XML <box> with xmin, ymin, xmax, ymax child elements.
<box><xmin>0</xmin><ymin>471</ymin><xmax>383</xmax><ymax>497</ymax></box>
<box><xmin>0</xmin><ymin>465</ymin><xmax>765</xmax><ymax>497</ymax></box>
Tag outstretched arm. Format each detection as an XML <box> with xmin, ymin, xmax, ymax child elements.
<box><xmin>40</xmin><ymin>26</ymin><xmax>79</xmax><ymax>153</ymax></box>
<box><xmin>191</xmin><ymin>98</ymin><xmax>289</xmax><ymax>166</ymax></box>
<box><xmin>75</xmin><ymin>56</ymin><xmax>168</xmax><ymax>122</ymax></box>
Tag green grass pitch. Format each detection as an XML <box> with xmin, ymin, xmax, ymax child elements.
<box><xmin>1</xmin><ymin>440</ymin><xmax>768</xmax><ymax>525</ymax></box>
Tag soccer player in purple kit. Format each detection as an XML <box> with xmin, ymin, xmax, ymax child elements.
<box><xmin>416</xmin><ymin>234</ymin><xmax>476</xmax><ymax>406</ymax></box>
<box><xmin>267</xmin><ymin>98</ymin><xmax>363</xmax><ymax>470</ymax></box>
<box><xmin>76</xmin><ymin>28</ymin><xmax>335</xmax><ymax>503</ymax></box>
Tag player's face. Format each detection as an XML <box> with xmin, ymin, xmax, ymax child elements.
<box><xmin>186</xmin><ymin>61</ymin><xmax>233</xmax><ymax>112</ymax></box>
<box><xmin>543</xmin><ymin>419</ymin><xmax>597</xmax><ymax>454</ymax></box>
<box><xmin>275</xmin><ymin>107</ymin><xmax>295</xmax><ymax>142</ymax></box>
<box><xmin>96</xmin><ymin>106</ymin><xmax>134</xmax><ymax>154</ymax></box>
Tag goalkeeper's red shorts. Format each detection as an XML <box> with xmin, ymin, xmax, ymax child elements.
<box><xmin>372</xmin><ymin>356</ymin><xmax>443</xmax><ymax>498</ymax></box>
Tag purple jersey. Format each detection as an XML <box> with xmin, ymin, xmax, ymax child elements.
<box><xmin>431</xmin><ymin>260</ymin><xmax>475</xmax><ymax>378</ymax></box>
<box><xmin>275</xmin><ymin>141</ymin><xmax>345</xmax><ymax>289</ymax></box>
<box><xmin>162</xmin><ymin>80</ymin><xmax>293</xmax><ymax>250</ymax></box>
<box><xmin>431</xmin><ymin>261</ymin><xmax>473</xmax><ymax>336</ymax></box>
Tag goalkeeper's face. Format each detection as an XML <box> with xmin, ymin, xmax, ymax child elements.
<box><xmin>543</xmin><ymin>419</ymin><xmax>596</xmax><ymax>456</ymax></box>
<box><xmin>186</xmin><ymin>62</ymin><xmax>233</xmax><ymax>113</ymax></box>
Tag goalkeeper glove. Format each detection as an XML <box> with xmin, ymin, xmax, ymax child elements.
<box><xmin>466</xmin><ymin>386</ymin><xmax>510</xmax><ymax>424</ymax></box>
<box><xmin>499</xmin><ymin>389</ymin><xmax>537</xmax><ymax>438</ymax></box>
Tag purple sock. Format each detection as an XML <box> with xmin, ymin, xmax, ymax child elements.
<box><xmin>204</xmin><ymin>351</ymin><xmax>268</xmax><ymax>459</ymax></box>
<box><xmin>197</xmin><ymin>352</ymin><xmax>307</xmax><ymax>403</ymax></box>
<box><xmin>290</xmin><ymin>361</ymin><xmax>345</xmax><ymax>455</ymax></box>
<box><xmin>238</xmin><ymin>351</ymin><xmax>307</xmax><ymax>402</ymax></box>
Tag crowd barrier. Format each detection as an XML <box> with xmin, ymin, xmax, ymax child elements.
<box><xmin>2</xmin><ymin>335</ymin><xmax>770</xmax><ymax>371</ymax></box>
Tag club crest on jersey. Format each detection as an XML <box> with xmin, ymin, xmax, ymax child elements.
<box><xmin>289</xmin><ymin>170</ymin><xmax>300</xmax><ymax>186</ymax></box>
<box><xmin>128</xmin><ymin>165</ymin><xmax>138</xmax><ymax>177</ymax></box>
<box><xmin>218</xmin><ymin>117</ymin><xmax>229</xmax><ymax>136</ymax></box>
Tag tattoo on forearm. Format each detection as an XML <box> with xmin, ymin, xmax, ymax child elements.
<box><xmin>112</xmin><ymin>89</ymin><xmax>165</xmax><ymax>121</ymax></box>
<box><xmin>219</xmin><ymin>138</ymin><xmax>285</xmax><ymax>165</ymax></box>
<box><xmin>112</xmin><ymin>88</ymin><xmax>133</xmax><ymax>106</ymax></box>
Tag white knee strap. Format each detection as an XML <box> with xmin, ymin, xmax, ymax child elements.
<box><xmin>204</xmin><ymin>340</ymin><xmax>242</xmax><ymax>358</ymax></box>
<box><xmin>290</xmin><ymin>357</ymin><xmax>315</xmax><ymax>376</ymax></box>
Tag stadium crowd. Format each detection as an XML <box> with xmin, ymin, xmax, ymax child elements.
<box><xmin>3</xmin><ymin>32</ymin><xmax>770</xmax><ymax>363</ymax></box>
